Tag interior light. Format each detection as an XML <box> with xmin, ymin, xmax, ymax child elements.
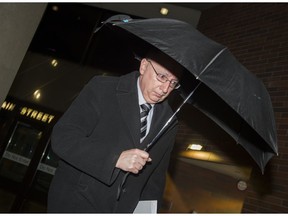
<box><xmin>51</xmin><ymin>59</ymin><xmax>58</xmax><ymax>67</ymax></box>
<box><xmin>187</xmin><ymin>144</ymin><xmax>203</xmax><ymax>151</ymax></box>
<box><xmin>180</xmin><ymin>151</ymin><xmax>224</xmax><ymax>163</ymax></box>
<box><xmin>52</xmin><ymin>5</ymin><xmax>59</xmax><ymax>12</ymax></box>
<box><xmin>33</xmin><ymin>89</ymin><xmax>41</xmax><ymax>100</ymax></box>
<box><xmin>160</xmin><ymin>7</ymin><xmax>169</xmax><ymax>15</ymax></box>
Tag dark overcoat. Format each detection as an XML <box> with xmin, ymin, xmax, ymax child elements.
<box><xmin>47</xmin><ymin>71</ymin><xmax>178</xmax><ymax>213</ymax></box>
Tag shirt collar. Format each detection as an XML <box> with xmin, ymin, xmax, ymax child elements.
<box><xmin>137</xmin><ymin>77</ymin><xmax>154</xmax><ymax>107</ymax></box>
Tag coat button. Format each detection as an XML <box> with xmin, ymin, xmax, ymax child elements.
<box><xmin>122</xmin><ymin>187</ymin><xmax>127</xmax><ymax>193</ymax></box>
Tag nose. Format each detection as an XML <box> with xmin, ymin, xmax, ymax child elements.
<box><xmin>160</xmin><ymin>81</ymin><xmax>170</xmax><ymax>94</ymax></box>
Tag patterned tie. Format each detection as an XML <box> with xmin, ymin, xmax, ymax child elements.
<box><xmin>140</xmin><ymin>103</ymin><xmax>152</xmax><ymax>140</ymax></box>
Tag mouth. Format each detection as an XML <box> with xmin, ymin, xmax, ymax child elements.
<box><xmin>154</xmin><ymin>92</ymin><xmax>163</xmax><ymax>98</ymax></box>
<box><xmin>149</xmin><ymin>91</ymin><xmax>166</xmax><ymax>103</ymax></box>
<box><xmin>153</xmin><ymin>92</ymin><xmax>167</xmax><ymax>103</ymax></box>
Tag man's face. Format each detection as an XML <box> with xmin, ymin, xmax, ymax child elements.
<box><xmin>139</xmin><ymin>58</ymin><xmax>179</xmax><ymax>104</ymax></box>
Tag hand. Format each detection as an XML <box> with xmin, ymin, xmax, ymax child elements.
<box><xmin>116</xmin><ymin>149</ymin><xmax>152</xmax><ymax>174</ymax></box>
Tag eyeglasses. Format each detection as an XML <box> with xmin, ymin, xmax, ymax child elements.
<box><xmin>147</xmin><ymin>60</ymin><xmax>181</xmax><ymax>89</ymax></box>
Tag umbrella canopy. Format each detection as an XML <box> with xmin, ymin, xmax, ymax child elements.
<box><xmin>97</xmin><ymin>15</ymin><xmax>278</xmax><ymax>173</ymax></box>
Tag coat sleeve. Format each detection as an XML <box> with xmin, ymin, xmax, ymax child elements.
<box><xmin>139</xmin><ymin>124</ymin><xmax>178</xmax><ymax>211</ymax></box>
<box><xmin>51</xmin><ymin>77</ymin><xmax>121</xmax><ymax>185</ymax></box>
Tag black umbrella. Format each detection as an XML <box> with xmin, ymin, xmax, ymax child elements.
<box><xmin>95</xmin><ymin>15</ymin><xmax>278</xmax><ymax>173</ymax></box>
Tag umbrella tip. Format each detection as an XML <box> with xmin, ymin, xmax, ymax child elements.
<box><xmin>106</xmin><ymin>14</ymin><xmax>132</xmax><ymax>23</ymax></box>
<box><xmin>133</xmin><ymin>53</ymin><xmax>142</xmax><ymax>61</ymax></box>
<box><xmin>94</xmin><ymin>14</ymin><xmax>132</xmax><ymax>33</ymax></box>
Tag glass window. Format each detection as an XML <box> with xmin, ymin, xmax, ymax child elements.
<box><xmin>34</xmin><ymin>146</ymin><xmax>59</xmax><ymax>193</ymax></box>
<box><xmin>0</xmin><ymin>122</ymin><xmax>42</xmax><ymax>182</ymax></box>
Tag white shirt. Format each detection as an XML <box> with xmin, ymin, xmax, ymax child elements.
<box><xmin>137</xmin><ymin>78</ymin><xmax>154</xmax><ymax>142</ymax></box>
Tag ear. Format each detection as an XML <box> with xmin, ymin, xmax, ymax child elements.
<box><xmin>139</xmin><ymin>58</ymin><xmax>149</xmax><ymax>75</ymax></box>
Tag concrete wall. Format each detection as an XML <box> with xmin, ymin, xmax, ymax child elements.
<box><xmin>0</xmin><ymin>3</ymin><xmax>47</xmax><ymax>105</ymax></box>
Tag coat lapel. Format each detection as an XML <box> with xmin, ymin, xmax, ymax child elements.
<box><xmin>117</xmin><ymin>72</ymin><xmax>141</xmax><ymax>147</ymax></box>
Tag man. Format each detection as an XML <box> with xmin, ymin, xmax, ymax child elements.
<box><xmin>47</xmin><ymin>53</ymin><xmax>182</xmax><ymax>213</ymax></box>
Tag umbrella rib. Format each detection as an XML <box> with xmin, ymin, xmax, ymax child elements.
<box><xmin>145</xmin><ymin>81</ymin><xmax>202</xmax><ymax>151</ymax></box>
<box><xmin>196</xmin><ymin>47</ymin><xmax>227</xmax><ymax>79</ymax></box>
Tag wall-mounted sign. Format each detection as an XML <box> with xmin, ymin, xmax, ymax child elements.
<box><xmin>1</xmin><ymin>101</ymin><xmax>16</xmax><ymax>111</ymax></box>
<box><xmin>20</xmin><ymin>107</ymin><xmax>55</xmax><ymax>124</ymax></box>
<box><xmin>237</xmin><ymin>180</ymin><xmax>248</xmax><ymax>191</ymax></box>
<box><xmin>1</xmin><ymin>100</ymin><xmax>56</xmax><ymax>124</ymax></box>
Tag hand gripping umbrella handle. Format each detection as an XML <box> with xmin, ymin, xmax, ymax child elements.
<box><xmin>116</xmin><ymin>82</ymin><xmax>202</xmax><ymax>201</ymax></box>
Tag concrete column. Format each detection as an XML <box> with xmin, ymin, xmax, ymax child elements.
<box><xmin>0</xmin><ymin>3</ymin><xmax>47</xmax><ymax>105</ymax></box>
